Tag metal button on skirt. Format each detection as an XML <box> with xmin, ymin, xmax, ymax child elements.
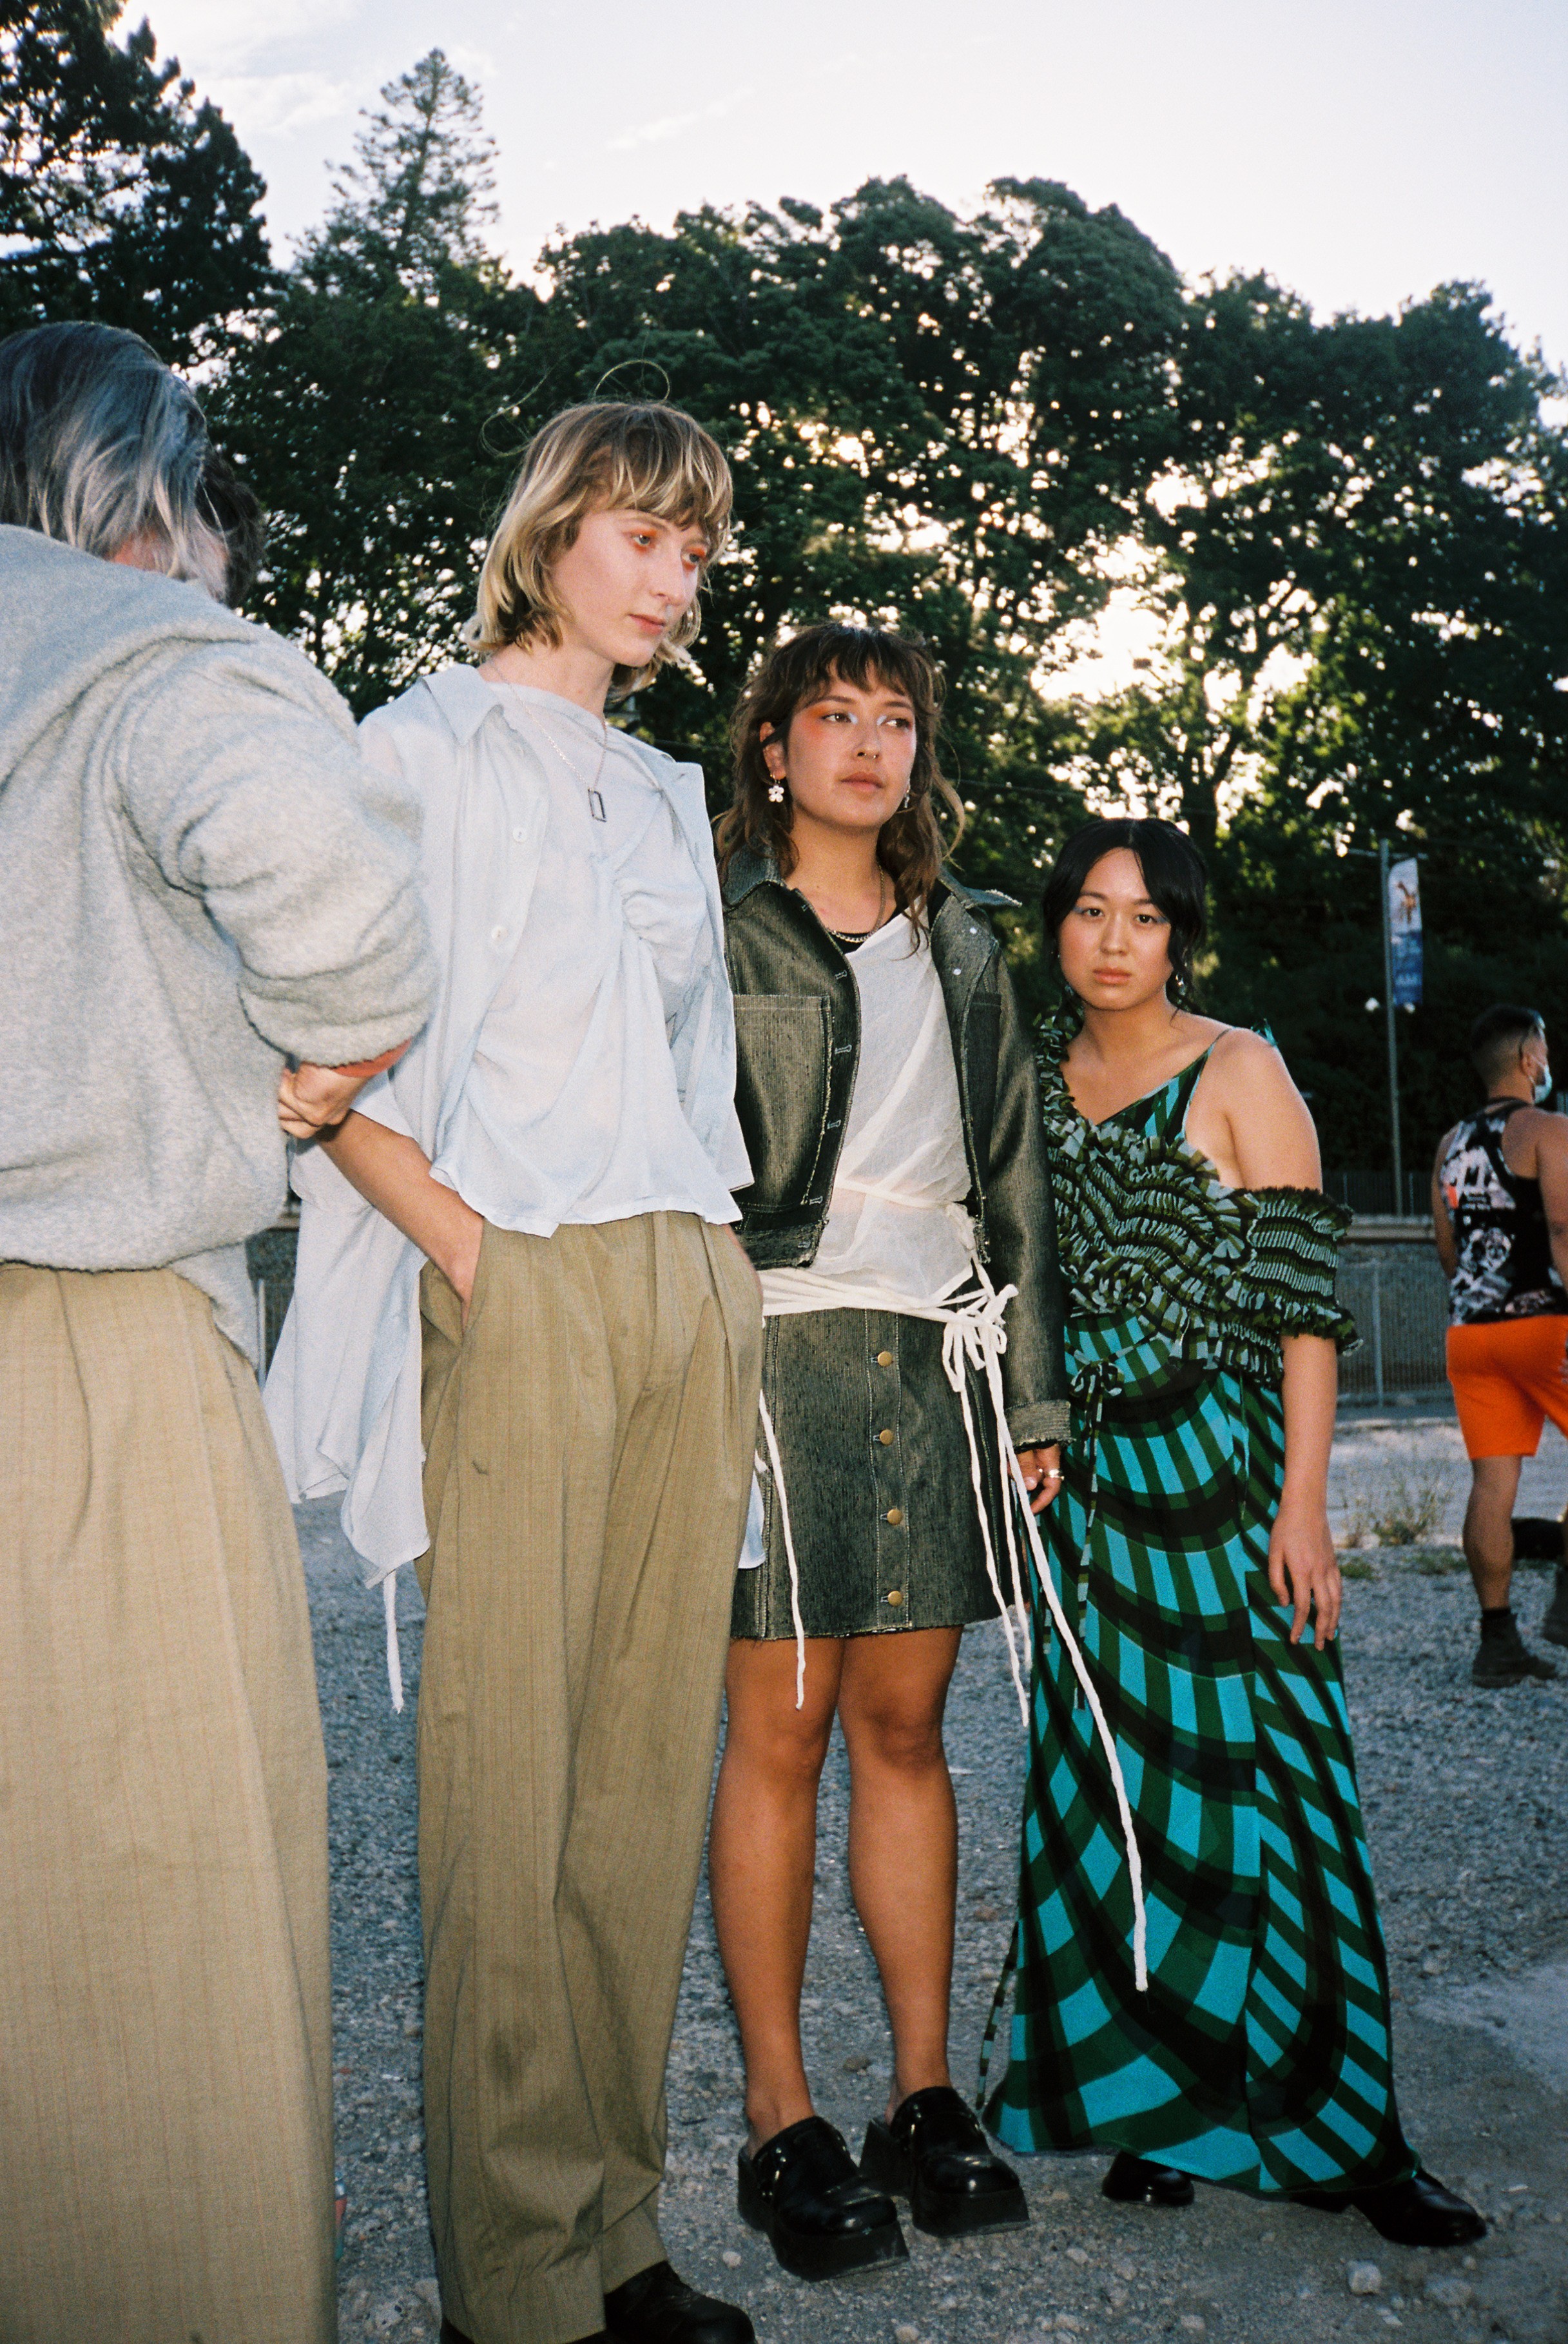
<box><xmin>732</xmin><ymin>1306</ymin><xmax>1012</xmax><ymax>1641</ymax></box>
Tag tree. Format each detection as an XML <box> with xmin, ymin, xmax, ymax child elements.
<box><xmin>528</xmin><ymin>177</ymin><xmax>1183</xmax><ymax>795</ymax></box>
<box><xmin>211</xmin><ymin>52</ymin><xmax>541</xmax><ymax>704</ymax></box>
<box><xmin>1043</xmin><ymin>276</ymin><xmax>1568</xmax><ymax>1165</ymax></box>
<box><xmin>0</xmin><ymin>1</ymin><xmax>270</xmax><ymax>360</ymax></box>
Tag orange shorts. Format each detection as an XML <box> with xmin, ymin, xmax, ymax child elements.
<box><xmin>1446</xmin><ymin>1315</ymin><xmax>1568</xmax><ymax>1459</ymax></box>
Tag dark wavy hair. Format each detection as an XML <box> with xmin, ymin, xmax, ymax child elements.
<box><xmin>715</xmin><ymin>623</ymin><xmax>965</xmax><ymax>923</ymax></box>
<box><xmin>1041</xmin><ymin>816</ymin><xmax>1208</xmax><ymax>998</ymax></box>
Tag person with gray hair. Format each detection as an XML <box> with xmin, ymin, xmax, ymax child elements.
<box><xmin>0</xmin><ymin>320</ymin><xmax>436</xmax><ymax>2344</ymax></box>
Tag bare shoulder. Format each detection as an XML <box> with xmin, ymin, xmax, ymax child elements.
<box><xmin>1204</xmin><ymin>1024</ymin><xmax>1300</xmax><ymax>1098</ymax></box>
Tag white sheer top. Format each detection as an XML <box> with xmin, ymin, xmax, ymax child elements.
<box><xmin>760</xmin><ymin>912</ymin><xmax>974</xmax><ymax>1317</ymax></box>
<box><xmin>440</xmin><ymin>683</ymin><xmax>745</xmax><ymax>1233</ymax></box>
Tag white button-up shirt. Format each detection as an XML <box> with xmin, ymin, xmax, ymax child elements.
<box><xmin>443</xmin><ymin>682</ymin><xmax>744</xmax><ymax>1233</ymax></box>
<box><xmin>265</xmin><ymin>666</ymin><xmax>749</xmax><ymax>1584</ymax></box>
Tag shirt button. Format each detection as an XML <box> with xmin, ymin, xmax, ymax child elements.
<box><xmin>491</xmin><ymin>925</ymin><xmax>506</xmax><ymax>943</ymax></box>
<box><xmin>876</xmin><ymin>1350</ymin><xmax>894</xmax><ymax>1368</ymax></box>
<box><xmin>878</xmin><ymin>1428</ymin><xmax>895</xmax><ymax>1446</ymax></box>
<box><xmin>886</xmin><ymin>1589</ymin><xmax>905</xmax><ymax>1606</ymax></box>
<box><xmin>886</xmin><ymin>1507</ymin><xmax>904</xmax><ymax>1526</ymax></box>
<box><xmin>512</xmin><ymin>827</ymin><xmax>527</xmax><ymax>842</ymax></box>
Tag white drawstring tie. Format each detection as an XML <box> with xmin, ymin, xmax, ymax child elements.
<box><xmin>380</xmin><ymin>1573</ymin><xmax>405</xmax><ymax>1711</ymax></box>
<box><xmin>756</xmin><ymin>1245</ymin><xmax>1148</xmax><ymax>1993</ymax></box>
<box><xmin>756</xmin><ymin>1392</ymin><xmax>807</xmax><ymax>1710</ymax></box>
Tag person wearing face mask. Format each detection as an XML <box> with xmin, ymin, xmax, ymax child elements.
<box><xmin>1433</xmin><ymin>1005</ymin><xmax>1568</xmax><ymax>1685</ymax></box>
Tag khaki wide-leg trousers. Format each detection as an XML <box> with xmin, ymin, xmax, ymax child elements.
<box><xmin>0</xmin><ymin>1264</ymin><xmax>335</xmax><ymax>2344</ymax></box>
<box><xmin>416</xmin><ymin>1214</ymin><xmax>760</xmax><ymax>2344</ymax></box>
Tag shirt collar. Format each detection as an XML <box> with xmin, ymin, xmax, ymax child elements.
<box><xmin>423</xmin><ymin>663</ymin><xmax>509</xmax><ymax>748</ymax></box>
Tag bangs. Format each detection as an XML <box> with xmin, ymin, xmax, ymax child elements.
<box><xmin>582</xmin><ymin>407</ymin><xmax>732</xmax><ymax>549</ymax></box>
<box><xmin>467</xmin><ymin>398</ymin><xmax>733</xmax><ymax>686</ymax></box>
<box><xmin>788</xmin><ymin>626</ymin><xmax>930</xmax><ymax>710</ymax></box>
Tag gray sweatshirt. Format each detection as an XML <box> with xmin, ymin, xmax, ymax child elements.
<box><xmin>0</xmin><ymin>526</ymin><xmax>436</xmax><ymax>1354</ymax></box>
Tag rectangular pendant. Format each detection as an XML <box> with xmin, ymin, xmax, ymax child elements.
<box><xmin>588</xmin><ymin>788</ymin><xmax>606</xmax><ymax>822</ymax></box>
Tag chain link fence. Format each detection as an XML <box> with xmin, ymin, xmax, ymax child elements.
<box><xmin>1336</xmin><ymin>1241</ymin><xmax>1451</xmax><ymax>1402</ymax></box>
<box><xmin>249</xmin><ymin>1220</ymin><xmax>1455</xmax><ymax>1400</ymax></box>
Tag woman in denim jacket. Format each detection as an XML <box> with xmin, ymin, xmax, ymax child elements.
<box><xmin>708</xmin><ymin>624</ymin><xmax>1070</xmax><ymax>2280</ymax></box>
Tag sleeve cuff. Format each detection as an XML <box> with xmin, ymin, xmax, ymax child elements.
<box><xmin>1006</xmin><ymin>1400</ymin><xmax>1072</xmax><ymax>1448</ymax></box>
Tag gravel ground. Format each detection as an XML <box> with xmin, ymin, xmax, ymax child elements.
<box><xmin>302</xmin><ymin>1401</ymin><xmax>1568</xmax><ymax>2344</ymax></box>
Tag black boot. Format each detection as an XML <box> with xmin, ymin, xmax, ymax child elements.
<box><xmin>860</xmin><ymin>2086</ymin><xmax>1029</xmax><ymax>2237</ymax></box>
<box><xmin>738</xmin><ymin>2115</ymin><xmax>907</xmax><ymax>2281</ymax></box>
<box><xmin>1541</xmin><ymin>1562</ymin><xmax>1568</xmax><ymax>1647</ymax></box>
<box><xmin>1291</xmin><ymin>2167</ymin><xmax>1486</xmax><ymax>2248</ymax></box>
<box><xmin>603</xmin><ymin>2261</ymin><xmax>753</xmax><ymax>2344</ymax></box>
<box><xmin>1472</xmin><ymin>1605</ymin><xmax>1557</xmax><ymax>1685</ymax></box>
<box><xmin>1100</xmin><ymin>2149</ymin><xmax>1194</xmax><ymax>2207</ymax></box>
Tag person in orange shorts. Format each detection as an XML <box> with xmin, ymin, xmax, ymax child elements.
<box><xmin>1433</xmin><ymin>1004</ymin><xmax>1568</xmax><ymax>1684</ymax></box>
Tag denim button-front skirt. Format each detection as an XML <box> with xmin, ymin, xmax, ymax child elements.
<box><xmin>732</xmin><ymin>1306</ymin><xmax>1011</xmax><ymax>1641</ymax></box>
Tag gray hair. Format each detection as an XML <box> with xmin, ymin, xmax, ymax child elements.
<box><xmin>0</xmin><ymin>322</ymin><xmax>237</xmax><ymax>601</ymax></box>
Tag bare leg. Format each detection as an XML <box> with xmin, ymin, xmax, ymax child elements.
<box><xmin>1462</xmin><ymin>1455</ymin><xmax>1522</xmax><ymax>1611</ymax></box>
<box><xmin>710</xmin><ymin>1637</ymin><xmax>845</xmax><ymax>2152</ymax></box>
<box><xmin>837</xmin><ymin>1627</ymin><xmax>964</xmax><ymax>2120</ymax></box>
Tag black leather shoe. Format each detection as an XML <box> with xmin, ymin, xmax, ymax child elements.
<box><xmin>604</xmin><ymin>2260</ymin><xmax>753</xmax><ymax>2343</ymax></box>
<box><xmin>1101</xmin><ymin>2149</ymin><xmax>1195</xmax><ymax>2207</ymax></box>
<box><xmin>738</xmin><ymin>2115</ymin><xmax>907</xmax><ymax>2280</ymax></box>
<box><xmin>1290</xmin><ymin>2167</ymin><xmax>1486</xmax><ymax>2247</ymax></box>
<box><xmin>860</xmin><ymin>2086</ymin><xmax>1029</xmax><ymax>2237</ymax></box>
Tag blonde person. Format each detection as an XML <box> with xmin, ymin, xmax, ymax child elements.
<box><xmin>268</xmin><ymin>403</ymin><xmax>762</xmax><ymax>2344</ymax></box>
<box><xmin>706</xmin><ymin>625</ymin><xmax>1070</xmax><ymax>2278</ymax></box>
<box><xmin>0</xmin><ymin>321</ymin><xmax>434</xmax><ymax>2343</ymax></box>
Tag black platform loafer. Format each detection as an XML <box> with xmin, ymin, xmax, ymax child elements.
<box><xmin>738</xmin><ymin>2114</ymin><xmax>907</xmax><ymax>2281</ymax></box>
<box><xmin>1290</xmin><ymin>2167</ymin><xmax>1486</xmax><ymax>2248</ymax></box>
<box><xmin>1101</xmin><ymin>2150</ymin><xmax>1195</xmax><ymax>2207</ymax></box>
<box><xmin>603</xmin><ymin>2260</ymin><xmax>753</xmax><ymax>2343</ymax></box>
<box><xmin>860</xmin><ymin>2086</ymin><xmax>1029</xmax><ymax>2238</ymax></box>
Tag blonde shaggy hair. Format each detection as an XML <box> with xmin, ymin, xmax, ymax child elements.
<box><xmin>467</xmin><ymin>401</ymin><xmax>733</xmax><ymax>696</ymax></box>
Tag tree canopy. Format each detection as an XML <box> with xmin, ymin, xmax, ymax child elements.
<box><xmin>0</xmin><ymin>1</ymin><xmax>270</xmax><ymax>358</ymax></box>
<box><xmin>10</xmin><ymin>19</ymin><xmax>1568</xmax><ymax>1176</ymax></box>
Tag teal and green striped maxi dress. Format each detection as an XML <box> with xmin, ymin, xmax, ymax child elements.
<box><xmin>987</xmin><ymin>1020</ymin><xmax>1418</xmax><ymax>2196</ymax></box>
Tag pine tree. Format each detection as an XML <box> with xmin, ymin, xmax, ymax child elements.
<box><xmin>305</xmin><ymin>47</ymin><xmax>498</xmax><ymax>295</ymax></box>
<box><xmin>0</xmin><ymin>0</ymin><xmax>271</xmax><ymax>360</ymax></box>
<box><xmin>211</xmin><ymin>51</ymin><xmax>537</xmax><ymax>704</ymax></box>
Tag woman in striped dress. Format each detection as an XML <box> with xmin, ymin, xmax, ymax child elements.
<box><xmin>987</xmin><ymin>817</ymin><xmax>1485</xmax><ymax>2251</ymax></box>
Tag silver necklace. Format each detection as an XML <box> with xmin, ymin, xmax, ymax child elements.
<box><xmin>535</xmin><ymin>708</ymin><xmax>610</xmax><ymax>822</ymax></box>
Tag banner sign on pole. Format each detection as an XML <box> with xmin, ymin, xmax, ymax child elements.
<box><xmin>1388</xmin><ymin>856</ymin><xmax>1422</xmax><ymax>1007</ymax></box>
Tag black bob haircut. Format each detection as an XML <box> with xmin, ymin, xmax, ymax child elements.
<box><xmin>1041</xmin><ymin>817</ymin><xmax>1209</xmax><ymax>997</ymax></box>
<box><xmin>1469</xmin><ymin>1003</ymin><xmax>1545</xmax><ymax>1089</ymax></box>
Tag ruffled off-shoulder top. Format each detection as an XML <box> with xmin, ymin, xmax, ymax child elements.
<box><xmin>1040</xmin><ymin>1003</ymin><xmax>1358</xmax><ymax>1393</ymax></box>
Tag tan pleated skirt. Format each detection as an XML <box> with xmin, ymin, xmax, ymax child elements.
<box><xmin>0</xmin><ymin>1263</ymin><xmax>335</xmax><ymax>2344</ymax></box>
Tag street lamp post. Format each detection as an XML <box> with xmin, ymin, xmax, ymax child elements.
<box><xmin>1378</xmin><ymin>839</ymin><xmax>1403</xmax><ymax>1212</ymax></box>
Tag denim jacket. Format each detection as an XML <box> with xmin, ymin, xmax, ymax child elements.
<box><xmin>721</xmin><ymin>846</ymin><xmax>1070</xmax><ymax>1448</ymax></box>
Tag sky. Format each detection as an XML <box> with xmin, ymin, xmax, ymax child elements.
<box><xmin>145</xmin><ymin>0</ymin><xmax>1568</xmax><ymax>373</ymax></box>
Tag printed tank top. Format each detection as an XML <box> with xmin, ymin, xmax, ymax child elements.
<box><xmin>1438</xmin><ymin>1101</ymin><xmax>1567</xmax><ymax>1324</ymax></box>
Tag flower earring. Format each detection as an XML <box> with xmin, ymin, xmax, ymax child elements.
<box><xmin>767</xmin><ymin>771</ymin><xmax>787</xmax><ymax>804</ymax></box>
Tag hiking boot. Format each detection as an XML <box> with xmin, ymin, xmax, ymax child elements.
<box><xmin>1541</xmin><ymin>1562</ymin><xmax>1568</xmax><ymax>1648</ymax></box>
<box><xmin>1472</xmin><ymin>1608</ymin><xmax>1558</xmax><ymax>1686</ymax></box>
